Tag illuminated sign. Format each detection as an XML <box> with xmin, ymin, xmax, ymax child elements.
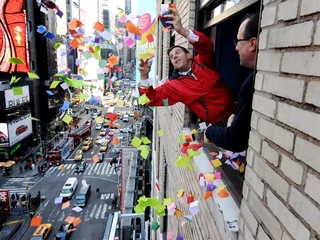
<box><xmin>4</xmin><ymin>86</ymin><xmax>30</xmax><ymax>109</ymax></box>
<box><xmin>0</xmin><ymin>190</ymin><xmax>10</xmax><ymax>214</ymax></box>
<box><xmin>0</xmin><ymin>0</ymin><xmax>29</xmax><ymax>73</ymax></box>
<box><xmin>0</xmin><ymin>123</ymin><xmax>9</xmax><ymax>148</ymax></box>
<box><xmin>8</xmin><ymin>113</ymin><xmax>33</xmax><ymax>146</ymax></box>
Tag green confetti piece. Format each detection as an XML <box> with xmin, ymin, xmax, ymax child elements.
<box><xmin>62</xmin><ymin>114</ymin><xmax>73</xmax><ymax>124</ymax></box>
<box><xmin>82</xmin><ymin>51</ymin><xmax>92</xmax><ymax>60</ymax></box>
<box><xmin>12</xmin><ymin>87</ymin><xmax>23</xmax><ymax>96</ymax></box>
<box><xmin>138</xmin><ymin>94</ymin><xmax>150</xmax><ymax>105</ymax></box>
<box><xmin>54</xmin><ymin>42</ymin><xmax>61</xmax><ymax>50</ymax></box>
<box><xmin>99</xmin><ymin>59</ymin><xmax>108</xmax><ymax>67</ymax></box>
<box><xmin>97</xmin><ymin>74</ymin><xmax>105</xmax><ymax>80</ymax></box>
<box><xmin>79</xmin><ymin>93</ymin><xmax>89</xmax><ymax>99</ymax></box>
<box><xmin>9</xmin><ymin>57</ymin><xmax>25</xmax><ymax>64</ymax></box>
<box><xmin>10</xmin><ymin>76</ymin><xmax>21</xmax><ymax>85</ymax></box>
<box><xmin>131</xmin><ymin>136</ymin><xmax>142</xmax><ymax>148</ymax></box>
<box><xmin>158</xmin><ymin>129</ymin><xmax>164</xmax><ymax>137</ymax></box>
<box><xmin>163</xmin><ymin>98</ymin><xmax>169</xmax><ymax>106</ymax></box>
<box><xmin>179</xmin><ymin>133</ymin><xmax>185</xmax><ymax>143</ymax></box>
<box><xmin>27</xmin><ymin>72</ymin><xmax>40</xmax><ymax>79</ymax></box>
<box><xmin>141</xmin><ymin>136</ymin><xmax>151</xmax><ymax>144</ymax></box>
<box><xmin>50</xmin><ymin>80</ymin><xmax>60</xmax><ymax>89</ymax></box>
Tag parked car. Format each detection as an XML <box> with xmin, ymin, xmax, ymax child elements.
<box><xmin>95</xmin><ymin>123</ymin><xmax>102</xmax><ymax>130</ymax></box>
<box><xmin>75</xmin><ymin>161</ymin><xmax>86</xmax><ymax>173</ymax></box>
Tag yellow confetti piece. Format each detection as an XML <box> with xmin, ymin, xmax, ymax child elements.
<box><xmin>158</xmin><ymin>129</ymin><xmax>164</xmax><ymax>137</ymax></box>
<box><xmin>211</xmin><ymin>159</ymin><xmax>222</xmax><ymax>168</ymax></box>
<box><xmin>60</xmin><ymin>166</ymin><xmax>66</xmax><ymax>171</ymax></box>
<box><xmin>138</xmin><ymin>94</ymin><xmax>150</xmax><ymax>105</ymax></box>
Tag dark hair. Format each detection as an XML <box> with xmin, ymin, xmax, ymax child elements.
<box><xmin>241</xmin><ymin>13</ymin><xmax>261</xmax><ymax>39</ymax></box>
<box><xmin>167</xmin><ymin>45</ymin><xmax>189</xmax><ymax>56</ymax></box>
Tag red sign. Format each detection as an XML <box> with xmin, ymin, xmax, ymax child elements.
<box><xmin>0</xmin><ymin>0</ymin><xmax>30</xmax><ymax>73</ymax></box>
<box><xmin>0</xmin><ymin>189</ymin><xmax>11</xmax><ymax>214</ymax></box>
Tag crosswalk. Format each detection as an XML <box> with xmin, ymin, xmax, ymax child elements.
<box><xmin>1</xmin><ymin>177</ymin><xmax>39</xmax><ymax>198</ymax></box>
<box><xmin>39</xmin><ymin>192</ymin><xmax>116</xmax><ymax>222</ymax></box>
<box><xmin>45</xmin><ymin>162</ymin><xmax>119</xmax><ymax>177</ymax></box>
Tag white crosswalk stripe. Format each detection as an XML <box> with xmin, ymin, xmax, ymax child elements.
<box><xmin>1</xmin><ymin>177</ymin><xmax>38</xmax><ymax>197</ymax></box>
<box><xmin>44</xmin><ymin>163</ymin><xmax>118</xmax><ymax>177</ymax></box>
<box><xmin>42</xmin><ymin>192</ymin><xmax>115</xmax><ymax>223</ymax></box>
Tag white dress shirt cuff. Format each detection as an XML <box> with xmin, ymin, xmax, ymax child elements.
<box><xmin>186</xmin><ymin>30</ymin><xmax>199</xmax><ymax>43</ymax></box>
<box><xmin>139</xmin><ymin>79</ymin><xmax>151</xmax><ymax>87</ymax></box>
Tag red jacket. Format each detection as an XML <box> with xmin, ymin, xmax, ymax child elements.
<box><xmin>138</xmin><ymin>30</ymin><xmax>234</xmax><ymax>124</ymax></box>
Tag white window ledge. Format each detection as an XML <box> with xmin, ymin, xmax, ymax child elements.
<box><xmin>182</xmin><ymin>128</ymin><xmax>239</xmax><ymax>240</ymax></box>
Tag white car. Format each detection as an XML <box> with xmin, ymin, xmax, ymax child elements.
<box><xmin>120</xmin><ymin>128</ymin><xmax>133</xmax><ymax>133</ymax></box>
<box><xmin>95</xmin><ymin>123</ymin><xmax>102</xmax><ymax>130</ymax></box>
<box><xmin>117</xmin><ymin>133</ymin><xmax>124</xmax><ymax>140</ymax></box>
<box><xmin>129</xmin><ymin>112</ymin><xmax>134</xmax><ymax>117</ymax></box>
<box><xmin>123</xmin><ymin>115</ymin><xmax>129</xmax><ymax>122</ymax></box>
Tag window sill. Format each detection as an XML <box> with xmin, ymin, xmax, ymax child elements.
<box><xmin>181</xmin><ymin>127</ymin><xmax>239</xmax><ymax>240</ymax></box>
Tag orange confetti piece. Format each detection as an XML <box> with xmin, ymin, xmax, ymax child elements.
<box><xmin>93</xmin><ymin>21</ymin><xmax>105</xmax><ymax>32</ymax></box>
<box><xmin>70</xmin><ymin>39</ymin><xmax>80</xmax><ymax>49</ymax></box>
<box><xmin>62</xmin><ymin>201</ymin><xmax>70</xmax><ymax>210</ymax></box>
<box><xmin>209</xmin><ymin>152</ymin><xmax>218</xmax><ymax>156</ymax></box>
<box><xmin>65</xmin><ymin>216</ymin><xmax>76</xmax><ymax>223</ymax></box>
<box><xmin>217</xmin><ymin>189</ymin><xmax>230</xmax><ymax>198</ymax></box>
<box><xmin>125</xmin><ymin>20</ymin><xmax>141</xmax><ymax>35</ymax></box>
<box><xmin>113</xmin><ymin>138</ymin><xmax>119</xmax><ymax>145</ymax></box>
<box><xmin>30</xmin><ymin>216</ymin><xmax>42</xmax><ymax>227</ymax></box>
<box><xmin>73</xmin><ymin>217</ymin><xmax>82</xmax><ymax>227</ymax></box>
<box><xmin>93</xmin><ymin>154</ymin><xmax>99</xmax><ymax>163</ymax></box>
<box><xmin>204</xmin><ymin>191</ymin><xmax>212</xmax><ymax>200</ymax></box>
<box><xmin>107</xmin><ymin>55</ymin><xmax>119</xmax><ymax>68</ymax></box>
<box><xmin>68</xmin><ymin>18</ymin><xmax>82</xmax><ymax>30</ymax></box>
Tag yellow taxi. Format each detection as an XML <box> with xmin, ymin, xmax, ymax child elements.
<box><xmin>100</xmin><ymin>130</ymin><xmax>106</xmax><ymax>136</ymax></box>
<box><xmin>30</xmin><ymin>223</ymin><xmax>52</xmax><ymax>240</ymax></box>
<box><xmin>95</xmin><ymin>136</ymin><xmax>103</xmax><ymax>144</ymax></box>
<box><xmin>83</xmin><ymin>137</ymin><xmax>93</xmax><ymax>145</ymax></box>
<box><xmin>100</xmin><ymin>141</ymin><xmax>109</xmax><ymax>152</ymax></box>
<box><xmin>74</xmin><ymin>150</ymin><xmax>83</xmax><ymax>161</ymax></box>
<box><xmin>82</xmin><ymin>140</ymin><xmax>93</xmax><ymax>151</ymax></box>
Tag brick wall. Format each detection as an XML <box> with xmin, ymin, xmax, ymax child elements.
<box><xmin>239</xmin><ymin>0</ymin><xmax>320</xmax><ymax>239</ymax></box>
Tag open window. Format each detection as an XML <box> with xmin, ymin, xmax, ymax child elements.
<box><xmin>189</xmin><ymin>0</ymin><xmax>261</xmax><ymax>205</ymax></box>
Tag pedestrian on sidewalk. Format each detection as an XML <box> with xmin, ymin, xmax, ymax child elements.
<box><xmin>15</xmin><ymin>193</ymin><xmax>19</xmax><ymax>201</ymax></box>
<box><xmin>19</xmin><ymin>165</ymin><xmax>23</xmax><ymax>173</ymax></box>
<box><xmin>11</xmin><ymin>194</ymin><xmax>15</xmax><ymax>201</ymax></box>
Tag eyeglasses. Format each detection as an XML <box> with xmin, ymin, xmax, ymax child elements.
<box><xmin>233</xmin><ymin>38</ymin><xmax>251</xmax><ymax>46</ymax></box>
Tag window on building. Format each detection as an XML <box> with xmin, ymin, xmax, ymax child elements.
<box><xmin>190</xmin><ymin>0</ymin><xmax>261</xmax><ymax>205</ymax></box>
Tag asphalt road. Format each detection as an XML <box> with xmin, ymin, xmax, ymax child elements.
<box><xmin>16</xmin><ymin>106</ymin><xmax>135</xmax><ymax>240</ymax></box>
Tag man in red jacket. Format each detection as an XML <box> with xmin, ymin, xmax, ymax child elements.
<box><xmin>138</xmin><ymin>8</ymin><xmax>234</xmax><ymax>125</ymax></box>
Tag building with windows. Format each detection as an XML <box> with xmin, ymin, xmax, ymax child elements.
<box><xmin>151</xmin><ymin>0</ymin><xmax>320</xmax><ymax>239</ymax></box>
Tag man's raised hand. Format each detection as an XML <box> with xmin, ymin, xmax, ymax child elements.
<box><xmin>138</xmin><ymin>58</ymin><xmax>151</xmax><ymax>80</ymax></box>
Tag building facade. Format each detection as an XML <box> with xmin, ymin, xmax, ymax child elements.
<box><xmin>152</xmin><ymin>0</ymin><xmax>320</xmax><ymax>239</ymax></box>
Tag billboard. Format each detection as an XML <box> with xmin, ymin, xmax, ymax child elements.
<box><xmin>0</xmin><ymin>124</ymin><xmax>9</xmax><ymax>147</ymax></box>
<box><xmin>0</xmin><ymin>0</ymin><xmax>29</xmax><ymax>73</ymax></box>
<box><xmin>7</xmin><ymin>113</ymin><xmax>32</xmax><ymax>146</ymax></box>
<box><xmin>4</xmin><ymin>85</ymin><xmax>30</xmax><ymax>109</ymax></box>
<box><xmin>0</xmin><ymin>190</ymin><xmax>10</xmax><ymax>214</ymax></box>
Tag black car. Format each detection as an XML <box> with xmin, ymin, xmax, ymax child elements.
<box><xmin>75</xmin><ymin>161</ymin><xmax>86</xmax><ymax>173</ymax></box>
<box><xmin>54</xmin><ymin>221</ymin><xmax>74</xmax><ymax>240</ymax></box>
